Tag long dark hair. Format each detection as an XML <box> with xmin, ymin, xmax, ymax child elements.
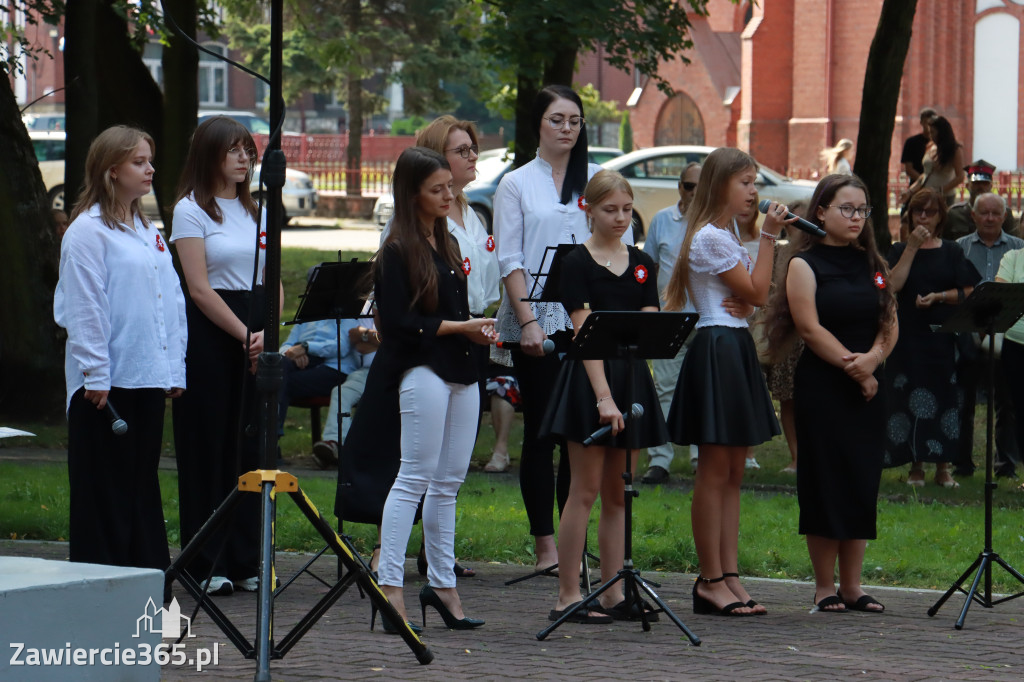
<box><xmin>377</xmin><ymin>146</ymin><xmax>464</xmax><ymax>313</ymax></box>
<box><xmin>930</xmin><ymin>116</ymin><xmax>959</xmax><ymax>167</ymax></box>
<box><xmin>177</xmin><ymin>116</ymin><xmax>259</xmax><ymax>224</ymax></box>
<box><xmin>531</xmin><ymin>84</ymin><xmax>589</xmax><ymax>205</ymax></box>
<box><xmin>764</xmin><ymin>173</ymin><xmax>896</xmax><ymax>359</ymax></box>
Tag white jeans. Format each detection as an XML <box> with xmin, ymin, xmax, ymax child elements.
<box><xmin>322</xmin><ymin>367</ymin><xmax>369</xmax><ymax>443</ymax></box>
<box><xmin>378</xmin><ymin>366</ymin><xmax>479</xmax><ymax>589</ymax></box>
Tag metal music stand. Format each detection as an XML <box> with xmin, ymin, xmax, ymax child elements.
<box><xmin>928</xmin><ymin>282</ymin><xmax>1024</xmax><ymax>628</ymax></box>
<box><xmin>277</xmin><ymin>258</ymin><xmax>374</xmax><ymax>592</ymax></box>
<box><xmin>537</xmin><ymin>310</ymin><xmax>701</xmax><ymax>645</ymax></box>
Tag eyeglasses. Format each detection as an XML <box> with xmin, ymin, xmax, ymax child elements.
<box><xmin>544</xmin><ymin>115</ymin><xmax>585</xmax><ymax>130</ymax></box>
<box><xmin>445</xmin><ymin>144</ymin><xmax>479</xmax><ymax>159</ymax></box>
<box><xmin>912</xmin><ymin>207</ymin><xmax>938</xmax><ymax>218</ymax></box>
<box><xmin>827</xmin><ymin>204</ymin><xmax>872</xmax><ymax>219</ymax></box>
<box><xmin>228</xmin><ymin>146</ymin><xmax>257</xmax><ymax>160</ymax></box>
<box><xmin>681</xmin><ymin>181</ymin><xmax>697</xmax><ymax>191</ymax></box>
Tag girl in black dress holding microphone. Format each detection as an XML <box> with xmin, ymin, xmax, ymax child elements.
<box><xmin>542</xmin><ymin>170</ymin><xmax>666</xmax><ymax>623</ymax></box>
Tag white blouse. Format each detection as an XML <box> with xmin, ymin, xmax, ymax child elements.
<box><xmin>170</xmin><ymin>195</ymin><xmax>266</xmax><ymax>290</ymax></box>
<box><xmin>492</xmin><ymin>155</ymin><xmax>627</xmax><ymax>347</ymax></box>
<box><xmin>688</xmin><ymin>224</ymin><xmax>752</xmax><ymax>329</ymax></box>
<box><xmin>55</xmin><ymin>205</ymin><xmax>188</xmax><ymax>411</ymax></box>
<box><xmin>448</xmin><ymin>205</ymin><xmax>500</xmax><ymax>315</ymax></box>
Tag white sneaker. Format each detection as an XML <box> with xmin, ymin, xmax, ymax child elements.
<box><xmin>690</xmin><ymin>455</ymin><xmax>699</xmax><ymax>471</ymax></box>
<box><xmin>234</xmin><ymin>576</ymin><xmax>259</xmax><ymax>592</ymax></box>
<box><xmin>202</xmin><ymin>576</ymin><xmax>234</xmax><ymax>596</ymax></box>
<box><xmin>745</xmin><ymin>457</ymin><xmax>761</xmax><ymax>470</ymax></box>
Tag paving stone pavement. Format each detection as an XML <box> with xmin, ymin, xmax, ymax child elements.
<box><xmin>2</xmin><ymin>539</ymin><xmax>1022</xmax><ymax>681</ymax></box>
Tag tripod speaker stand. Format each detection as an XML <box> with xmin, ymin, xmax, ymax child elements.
<box><xmin>927</xmin><ymin>282</ymin><xmax>1024</xmax><ymax>628</ymax></box>
<box><xmin>536</xmin><ymin>311</ymin><xmax>700</xmax><ymax>644</ymax></box>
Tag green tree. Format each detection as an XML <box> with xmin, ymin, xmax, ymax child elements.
<box><xmin>478</xmin><ymin>0</ymin><xmax>715</xmax><ymax>168</ymax></box>
<box><xmin>619</xmin><ymin>111</ymin><xmax>633</xmax><ymax>153</ymax></box>
<box><xmin>852</xmin><ymin>0</ymin><xmax>920</xmax><ymax>251</ymax></box>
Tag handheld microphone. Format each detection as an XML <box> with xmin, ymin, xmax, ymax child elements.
<box><xmin>757</xmin><ymin>199</ymin><xmax>827</xmax><ymax>238</ymax></box>
<box><xmin>582</xmin><ymin>403</ymin><xmax>644</xmax><ymax>446</ymax></box>
<box><xmin>104</xmin><ymin>401</ymin><xmax>128</xmax><ymax>436</ymax></box>
<box><xmin>495</xmin><ymin>339</ymin><xmax>556</xmax><ymax>354</ymax></box>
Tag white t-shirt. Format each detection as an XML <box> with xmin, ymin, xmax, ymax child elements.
<box><xmin>170</xmin><ymin>194</ymin><xmax>266</xmax><ymax>290</ymax></box>
<box><xmin>688</xmin><ymin>224</ymin><xmax>752</xmax><ymax>329</ymax></box>
<box><xmin>55</xmin><ymin>205</ymin><xmax>188</xmax><ymax>411</ymax></box>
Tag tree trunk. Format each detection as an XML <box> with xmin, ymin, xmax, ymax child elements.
<box><xmin>513</xmin><ymin>44</ymin><xmax>578</xmax><ymax>169</ymax></box>
<box><xmin>0</xmin><ymin>77</ymin><xmax>64</xmax><ymax>418</ymax></box>
<box><xmin>345</xmin><ymin>0</ymin><xmax>362</xmax><ymax>197</ymax></box>
<box><xmin>853</xmin><ymin>0</ymin><xmax>919</xmax><ymax>252</ymax></box>
<box><xmin>65</xmin><ymin>1</ymin><xmax>164</xmax><ymax>213</ymax></box>
<box><xmin>160</xmin><ymin>0</ymin><xmax>200</xmax><ymax>229</ymax></box>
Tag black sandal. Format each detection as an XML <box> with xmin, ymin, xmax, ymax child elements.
<box><xmin>692</xmin><ymin>575</ymin><xmax>752</xmax><ymax>616</ymax></box>
<box><xmin>813</xmin><ymin>594</ymin><xmax>848</xmax><ymax>613</ymax></box>
<box><xmin>838</xmin><ymin>591</ymin><xmax>885</xmax><ymax>612</ymax></box>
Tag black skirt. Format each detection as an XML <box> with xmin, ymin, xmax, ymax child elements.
<box><xmin>540</xmin><ymin>357</ymin><xmax>668</xmax><ymax>449</ymax></box>
<box><xmin>667</xmin><ymin>326</ymin><xmax>780</xmax><ymax>446</ymax></box>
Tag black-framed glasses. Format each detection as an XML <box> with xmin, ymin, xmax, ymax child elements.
<box><xmin>445</xmin><ymin>144</ymin><xmax>479</xmax><ymax>159</ymax></box>
<box><xmin>543</xmin><ymin>115</ymin><xmax>585</xmax><ymax>130</ymax></box>
<box><xmin>681</xmin><ymin>181</ymin><xmax>697</xmax><ymax>191</ymax></box>
<box><xmin>827</xmin><ymin>204</ymin><xmax>872</xmax><ymax>219</ymax></box>
<box><xmin>227</xmin><ymin>146</ymin><xmax>257</xmax><ymax>161</ymax></box>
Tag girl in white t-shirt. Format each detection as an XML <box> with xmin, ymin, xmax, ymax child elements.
<box><xmin>664</xmin><ymin>147</ymin><xmax>793</xmax><ymax>617</ymax></box>
<box><xmin>56</xmin><ymin>126</ymin><xmax>186</xmax><ymax>595</ymax></box>
<box><xmin>169</xmin><ymin>116</ymin><xmax>270</xmax><ymax>597</ymax></box>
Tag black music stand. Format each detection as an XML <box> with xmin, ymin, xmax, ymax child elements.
<box><xmin>927</xmin><ymin>282</ymin><xmax>1024</xmax><ymax>628</ymax></box>
<box><xmin>537</xmin><ymin>311</ymin><xmax>701</xmax><ymax>645</ymax></box>
<box><xmin>277</xmin><ymin>258</ymin><xmax>374</xmax><ymax>593</ymax></box>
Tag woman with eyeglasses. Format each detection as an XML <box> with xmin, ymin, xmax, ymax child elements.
<box><xmin>170</xmin><ymin>115</ymin><xmax>276</xmax><ymax>596</ymax></box>
<box><xmin>766</xmin><ymin>174</ymin><xmax>897</xmax><ymax>613</ymax></box>
<box><xmin>493</xmin><ymin>85</ymin><xmax>626</xmax><ymax>573</ymax></box>
<box><xmin>883</xmin><ymin>188</ymin><xmax>980</xmax><ymax>488</ymax></box>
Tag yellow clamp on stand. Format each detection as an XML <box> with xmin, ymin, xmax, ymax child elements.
<box><xmin>238</xmin><ymin>470</ymin><xmax>298</xmax><ymax>493</ymax></box>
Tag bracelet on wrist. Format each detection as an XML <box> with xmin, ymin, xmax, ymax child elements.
<box><xmin>520</xmin><ymin>318</ymin><xmax>539</xmax><ymax>330</ymax></box>
<box><xmin>596</xmin><ymin>396</ymin><xmax>611</xmax><ymax>409</ymax></box>
<box><xmin>760</xmin><ymin>231</ymin><xmax>778</xmax><ymax>243</ymax></box>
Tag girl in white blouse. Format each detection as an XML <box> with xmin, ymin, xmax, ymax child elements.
<box><xmin>664</xmin><ymin>147</ymin><xmax>792</xmax><ymax>616</ymax></box>
<box><xmin>56</xmin><ymin>126</ymin><xmax>186</xmax><ymax>593</ymax></box>
<box><xmin>493</xmin><ymin>85</ymin><xmax>630</xmax><ymax>572</ymax></box>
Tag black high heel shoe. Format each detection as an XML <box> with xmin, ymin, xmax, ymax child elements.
<box><xmin>419</xmin><ymin>585</ymin><xmax>484</xmax><ymax>630</ymax></box>
<box><xmin>417</xmin><ymin>544</ymin><xmax>476</xmax><ymax>579</ymax></box>
<box><xmin>723</xmin><ymin>572</ymin><xmax>765</xmax><ymax>613</ymax></box>
<box><xmin>370</xmin><ymin>602</ymin><xmax>423</xmax><ymax>635</ymax></box>
<box><xmin>692</xmin><ymin>575</ymin><xmax>752</xmax><ymax>616</ymax></box>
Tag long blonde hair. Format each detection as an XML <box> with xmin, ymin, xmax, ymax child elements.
<box><xmin>664</xmin><ymin>147</ymin><xmax>757</xmax><ymax>310</ymax></box>
<box><xmin>71</xmin><ymin>125</ymin><xmax>155</xmax><ymax>231</ymax></box>
<box><xmin>584</xmin><ymin>169</ymin><xmax>633</xmax><ymax>228</ymax></box>
<box><xmin>820</xmin><ymin>138</ymin><xmax>853</xmax><ymax>173</ymax></box>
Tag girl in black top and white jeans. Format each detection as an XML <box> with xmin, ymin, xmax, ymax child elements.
<box><xmin>374</xmin><ymin>147</ymin><xmax>496</xmax><ymax>633</ymax></box>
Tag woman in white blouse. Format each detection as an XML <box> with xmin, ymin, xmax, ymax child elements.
<box><xmin>55</xmin><ymin>126</ymin><xmax>186</xmax><ymax>596</ymax></box>
<box><xmin>493</xmin><ymin>85</ymin><xmax>631</xmax><ymax>572</ymax></box>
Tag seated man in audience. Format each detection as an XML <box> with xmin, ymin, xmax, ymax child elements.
<box><xmin>279</xmin><ymin>317</ymin><xmax>361</xmax><ymax>446</ymax></box>
<box><xmin>954</xmin><ymin>192</ymin><xmax>1024</xmax><ymax>478</ymax></box>
<box><xmin>312</xmin><ymin>320</ymin><xmax>380</xmax><ymax>468</ymax></box>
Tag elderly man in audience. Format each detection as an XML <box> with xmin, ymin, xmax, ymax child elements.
<box><xmin>953</xmin><ymin>193</ymin><xmax>1024</xmax><ymax>478</ymax></box>
<box><xmin>947</xmin><ymin>161</ymin><xmax>1018</xmax><ymax>240</ymax></box>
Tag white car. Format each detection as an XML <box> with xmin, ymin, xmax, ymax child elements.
<box><xmin>600</xmin><ymin>145</ymin><xmax>818</xmax><ymax>239</ymax></box>
<box><xmin>30</xmin><ymin>130</ymin><xmax>318</xmax><ymax>222</ymax></box>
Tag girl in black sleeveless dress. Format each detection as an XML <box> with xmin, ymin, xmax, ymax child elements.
<box><xmin>766</xmin><ymin>174</ymin><xmax>897</xmax><ymax>613</ymax></box>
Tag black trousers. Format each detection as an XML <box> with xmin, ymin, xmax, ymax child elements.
<box><xmin>511</xmin><ymin>331</ymin><xmax>571</xmax><ymax>538</ymax></box>
<box><xmin>172</xmin><ymin>290</ymin><xmax>263</xmax><ymax>581</ymax></box>
<box><xmin>997</xmin><ymin>339</ymin><xmax>1024</xmax><ymax>476</ymax></box>
<box><xmin>68</xmin><ymin>386</ymin><xmax>171</xmax><ymax>577</ymax></box>
<box><xmin>955</xmin><ymin>340</ymin><xmax>1020</xmax><ymax>474</ymax></box>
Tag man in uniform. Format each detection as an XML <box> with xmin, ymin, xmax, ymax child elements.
<box><xmin>946</xmin><ymin>160</ymin><xmax>1018</xmax><ymax>240</ymax></box>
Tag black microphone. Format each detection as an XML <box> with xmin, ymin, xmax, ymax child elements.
<box><xmin>757</xmin><ymin>199</ymin><xmax>827</xmax><ymax>237</ymax></box>
<box><xmin>582</xmin><ymin>403</ymin><xmax>644</xmax><ymax>446</ymax></box>
<box><xmin>495</xmin><ymin>339</ymin><xmax>556</xmax><ymax>354</ymax></box>
<box><xmin>104</xmin><ymin>401</ymin><xmax>128</xmax><ymax>436</ymax></box>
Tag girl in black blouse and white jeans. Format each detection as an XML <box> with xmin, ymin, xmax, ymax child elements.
<box><xmin>375</xmin><ymin>147</ymin><xmax>496</xmax><ymax>633</ymax></box>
